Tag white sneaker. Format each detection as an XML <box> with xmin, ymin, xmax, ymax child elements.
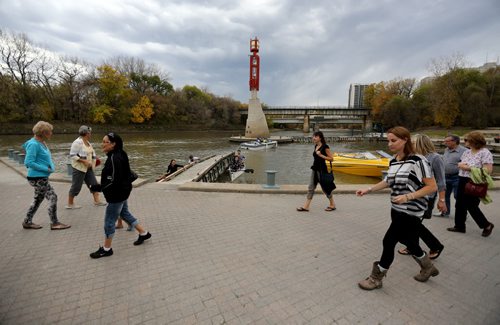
<box><xmin>65</xmin><ymin>204</ymin><xmax>82</xmax><ymax>209</ymax></box>
<box><xmin>94</xmin><ymin>201</ymin><xmax>107</xmax><ymax>206</ymax></box>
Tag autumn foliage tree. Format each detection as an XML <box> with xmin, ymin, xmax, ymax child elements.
<box><xmin>130</xmin><ymin>96</ymin><xmax>154</xmax><ymax>123</ymax></box>
<box><xmin>364</xmin><ymin>60</ymin><xmax>499</xmax><ymax>130</ymax></box>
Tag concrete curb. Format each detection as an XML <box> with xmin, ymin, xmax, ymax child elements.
<box><xmin>176</xmin><ymin>181</ymin><xmax>390</xmax><ymax>195</ymax></box>
<box><xmin>0</xmin><ymin>157</ymin><xmax>149</xmax><ymax>187</ymax></box>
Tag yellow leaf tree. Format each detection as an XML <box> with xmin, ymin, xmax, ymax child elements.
<box><xmin>431</xmin><ymin>75</ymin><xmax>460</xmax><ymax>128</ymax></box>
<box><xmin>91</xmin><ymin>104</ymin><xmax>116</xmax><ymax>124</ymax></box>
<box><xmin>130</xmin><ymin>96</ymin><xmax>154</xmax><ymax>123</ymax></box>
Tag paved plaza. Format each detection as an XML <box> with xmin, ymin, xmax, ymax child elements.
<box><xmin>0</xmin><ymin>160</ymin><xmax>499</xmax><ymax>324</ymax></box>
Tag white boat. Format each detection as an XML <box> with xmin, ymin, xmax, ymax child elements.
<box><xmin>240</xmin><ymin>140</ymin><xmax>278</xmax><ymax>151</ymax></box>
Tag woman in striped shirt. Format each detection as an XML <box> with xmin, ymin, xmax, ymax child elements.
<box><xmin>356</xmin><ymin>126</ymin><xmax>438</xmax><ymax>290</ymax></box>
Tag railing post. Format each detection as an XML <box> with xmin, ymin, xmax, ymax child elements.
<box><xmin>8</xmin><ymin>149</ymin><xmax>14</xmax><ymax>159</ymax></box>
<box><xmin>18</xmin><ymin>153</ymin><xmax>26</xmax><ymax>165</ymax></box>
<box><xmin>262</xmin><ymin>170</ymin><xmax>279</xmax><ymax>189</ymax></box>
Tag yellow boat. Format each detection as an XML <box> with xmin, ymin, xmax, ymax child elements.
<box><xmin>331</xmin><ymin>151</ymin><xmax>391</xmax><ymax>177</ymax></box>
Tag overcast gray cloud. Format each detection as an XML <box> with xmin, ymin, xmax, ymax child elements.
<box><xmin>1</xmin><ymin>0</ymin><xmax>499</xmax><ymax>105</ymax></box>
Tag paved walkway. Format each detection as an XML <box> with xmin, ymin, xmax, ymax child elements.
<box><xmin>0</xmin><ymin>161</ymin><xmax>499</xmax><ymax>324</ymax></box>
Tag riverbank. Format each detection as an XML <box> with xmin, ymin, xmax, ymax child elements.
<box><xmin>0</xmin><ymin>122</ymin><xmax>245</xmax><ymax>135</ymax></box>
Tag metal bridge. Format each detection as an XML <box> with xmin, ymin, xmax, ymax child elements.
<box><xmin>239</xmin><ymin>106</ymin><xmax>372</xmax><ymax>131</ymax></box>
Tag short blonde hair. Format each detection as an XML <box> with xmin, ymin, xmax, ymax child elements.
<box><xmin>32</xmin><ymin>121</ymin><xmax>53</xmax><ymax>136</ymax></box>
<box><xmin>413</xmin><ymin>134</ymin><xmax>436</xmax><ymax>156</ymax></box>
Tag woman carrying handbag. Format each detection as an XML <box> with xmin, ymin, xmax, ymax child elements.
<box><xmin>447</xmin><ymin>131</ymin><xmax>494</xmax><ymax>237</ymax></box>
<box><xmin>297</xmin><ymin>131</ymin><xmax>336</xmax><ymax>212</ymax></box>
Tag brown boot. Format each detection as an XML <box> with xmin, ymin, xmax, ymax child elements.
<box><xmin>413</xmin><ymin>252</ymin><xmax>439</xmax><ymax>282</ymax></box>
<box><xmin>358</xmin><ymin>261</ymin><xmax>387</xmax><ymax>290</ymax></box>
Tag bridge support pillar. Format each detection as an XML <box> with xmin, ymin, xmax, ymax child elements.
<box><xmin>303</xmin><ymin>114</ymin><xmax>310</xmax><ymax>133</ymax></box>
<box><xmin>245</xmin><ymin>90</ymin><xmax>269</xmax><ymax>138</ymax></box>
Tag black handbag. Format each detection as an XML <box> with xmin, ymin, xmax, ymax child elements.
<box><xmin>318</xmin><ymin>171</ymin><xmax>336</xmax><ymax>196</ymax></box>
<box><xmin>128</xmin><ymin>170</ymin><xmax>138</xmax><ymax>183</ymax></box>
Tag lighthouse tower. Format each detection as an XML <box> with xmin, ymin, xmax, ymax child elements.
<box><xmin>245</xmin><ymin>37</ymin><xmax>270</xmax><ymax>138</ymax></box>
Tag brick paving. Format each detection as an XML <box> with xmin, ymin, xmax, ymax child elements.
<box><xmin>0</xmin><ymin>160</ymin><xmax>499</xmax><ymax>324</ymax></box>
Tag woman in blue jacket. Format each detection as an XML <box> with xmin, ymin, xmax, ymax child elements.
<box><xmin>22</xmin><ymin>121</ymin><xmax>71</xmax><ymax>230</ymax></box>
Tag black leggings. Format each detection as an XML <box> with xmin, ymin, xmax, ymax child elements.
<box><xmin>379</xmin><ymin>209</ymin><xmax>424</xmax><ymax>269</ymax></box>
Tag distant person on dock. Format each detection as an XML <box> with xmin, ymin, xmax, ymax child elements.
<box><xmin>22</xmin><ymin>121</ymin><xmax>71</xmax><ymax>230</ymax></box>
<box><xmin>89</xmin><ymin>132</ymin><xmax>151</xmax><ymax>259</ymax></box>
<box><xmin>434</xmin><ymin>134</ymin><xmax>466</xmax><ymax>217</ymax></box>
<box><xmin>297</xmin><ymin>131</ymin><xmax>336</xmax><ymax>212</ymax></box>
<box><xmin>67</xmin><ymin>125</ymin><xmax>106</xmax><ymax>209</ymax></box>
<box><xmin>230</xmin><ymin>154</ymin><xmax>245</xmax><ymax>172</ymax></box>
<box><xmin>155</xmin><ymin>159</ymin><xmax>185</xmax><ymax>182</ymax></box>
<box><xmin>166</xmin><ymin>159</ymin><xmax>184</xmax><ymax>175</ymax></box>
<box><xmin>356</xmin><ymin>126</ymin><xmax>438</xmax><ymax>290</ymax></box>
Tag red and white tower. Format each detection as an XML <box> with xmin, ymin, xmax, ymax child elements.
<box><xmin>245</xmin><ymin>37</ymin><xmax>269</xmax><ymax>138</ymax></box>
<box><xmin>249</xmin><ymin>38</ymin><xmax>260</xmax><ymax>91</ymax></box>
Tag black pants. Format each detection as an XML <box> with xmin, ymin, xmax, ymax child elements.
<box><xmin>454</xmin><ymin>176</ymin><xmax>490</xmax><ymax>231</ymax></box>
<box><xmin>418</xmin><ymin>196</ymin><xmax>443</xmax><ymax>251</ymax></box>
<box><xmin>379</xmin><ymin>209</ymin><xmax>424</xmax><ymax>269</ymax></box>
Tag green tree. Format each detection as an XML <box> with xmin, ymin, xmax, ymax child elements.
<box><xmin>130</xmin><ymin>73</ymin><xmax>173</xmax><ymax>96</ymax></box>
<box><xmin>410</xmin><ymin>83</ymin><xmax>434</xmax><ymax>127</ymax></box>
<box><xmin>462</xmin><ymin>84</ymin><xmax>489</xmax><ymax>128</ymax></box>
<box><xmin>0</xmin><ymin>74</ymin><xmax>23</xmax><ymax>122</ymax></box>
<box><xmin>379</xmin><ymin>96</ymin><xmax>415</xmax><ymax>129</ymax></box>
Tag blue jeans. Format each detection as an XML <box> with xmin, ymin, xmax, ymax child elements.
<box><xmin>445</xmin><ymin>174</ymin><xmax>459</xmax><ymax>215</ymax></box>
<box><xmin>104</xmin><ymin>200</ymin><xmax>138</xmax><ymax>238</ymax></box>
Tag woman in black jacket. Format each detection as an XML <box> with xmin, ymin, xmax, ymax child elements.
<box><xmin>90</xmin><ymin>132</ymin><xmax>152</xmax><ymax>259</ymax></box>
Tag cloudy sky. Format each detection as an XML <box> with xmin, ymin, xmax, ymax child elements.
<box><xmin>1</xmin><ymin>0</ymin><xmax>499</xmax><ymax>106</ymax></box>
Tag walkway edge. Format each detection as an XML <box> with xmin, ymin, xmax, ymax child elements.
<box><xmin>3</xmin><ymin>157</ymin><xmax>499</xmax><ymax>194</ymax></box>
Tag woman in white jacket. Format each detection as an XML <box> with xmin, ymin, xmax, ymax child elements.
<box><xmin>66</xmin><ymin>125</ymin><xmax>106</xmax><ymax>209</ymax></box>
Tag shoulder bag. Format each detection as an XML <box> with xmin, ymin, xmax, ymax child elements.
<box><xmin>464</xmin><ymin>169</ymin><xmax>488</xmax><ymax>198</ymax></box>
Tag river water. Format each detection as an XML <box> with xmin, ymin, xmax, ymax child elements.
<box><xmin>2</xmin><ymin>130</ymin><xmax>496</xmax><ymax>185</ymax></box>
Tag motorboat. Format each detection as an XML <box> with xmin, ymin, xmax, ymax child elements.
<box><xmin>331</xmin><ymin>150</ymin><xmax>391</xmax><ymax>177</ymax></box>
<box><xmin>240</xmin><ymin>139</ymin><xmax>278</xmax><ymax>151</ymax></box>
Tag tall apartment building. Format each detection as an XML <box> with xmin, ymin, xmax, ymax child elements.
<box><xmin>348</xmin><ymin>83</ymin><xmax>369</xmax><ymax>108</ymax></box>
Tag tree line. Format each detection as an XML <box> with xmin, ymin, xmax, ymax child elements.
<box><xmin>1</xmin><ymin>29</ymin><xmax>499</xmax><ymax>131</ymax></box>
<box><xmin>0</xmin><ymin>29</ymin><xmax>244</xmax><ymax>128</ymax></box>
<box><xmin>363</xmin><ymin>55</ymin><xmax>500</xmax><ymax>130</ymax></box>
